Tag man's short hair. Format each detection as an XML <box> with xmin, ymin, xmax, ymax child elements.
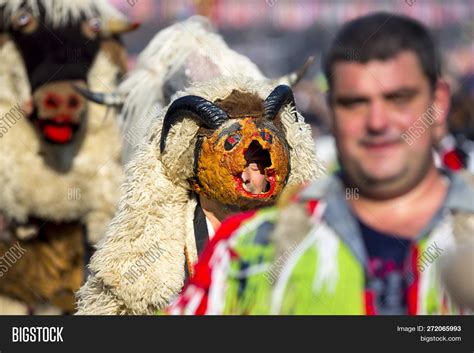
<box><xmin>323</xmin><ymin>12</ymin><xmax>441</xmax><ymax>92</ymax></box>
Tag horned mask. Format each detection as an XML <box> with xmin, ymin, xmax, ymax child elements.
<box><xmin>160</xmin><ymin>85</ymin><xmax>297</xmax><ymax>209</ymax></box>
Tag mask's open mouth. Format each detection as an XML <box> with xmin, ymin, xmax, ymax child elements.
<box><xmin>29</xmin><ymin>80</ymin><xmax>87</xmax><ymax>145</ymax></box>
<box><xmin>234</xmin><ymin>140</ymin><xmax>276</xmax><ymax>199</ymax></box>
<box><xmin>31</xmin><ymin>114</ymin><xmax>80</xmax><ymax>144</ymax></box>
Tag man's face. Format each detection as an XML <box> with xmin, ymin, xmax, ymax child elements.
<box><xmin>241</xmin><ymin>143</ymin><xmax>270</xmax><ymax>194</ymax></box>
<box><xmin>331</xmin><ymin>51</ymin><xmax>445</xmax><ymax>198</ymax></box>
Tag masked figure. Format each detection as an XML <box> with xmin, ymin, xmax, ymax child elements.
<box><xmin>76</xmin><ymin>76</ymin><xmax>323</xmax><ymax>314</ymax></box>
<box><xmin>0</xmin><ymin>0</ymin><xmax>137</xmax><ymax>314</ymax></box>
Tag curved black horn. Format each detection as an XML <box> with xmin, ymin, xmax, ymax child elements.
<box><xmin>72</xmin><ymin>84</ymin><xmax>124</xmax><ymax>107</ymax></box>
<box><xmin>160</xmin><ymin>95</ymin><xmax>228</xmax><ymax>153</ymax></box>
<box><xmin>263</xmin><ymin>85</ymin><xmax>297</xmax><ymax>122</ymax></box>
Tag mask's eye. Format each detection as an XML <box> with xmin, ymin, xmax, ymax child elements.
<box><xmin>224</xmin><ymin>133</ymin><xmax>241</xmax><ymax>151</ymax></box>
<box><xmin>82</xmin><ymin>17</ymin><xmax>102</xmax><ymax>39</ymax></box>
<box><xmin>12</xmin><ymin>10</ymin><xmax>37</xmax><ymax>33</ymax></box>
<box><xmin>260</xmin><ymin>131</ymin><xmax>273</xmax><ymax>144</ymax></box>
<box><xmin>17</xmin><ymin>11</ymin><xmax>31</xmax><ymax>27</ymax></box>
<box><xmin>88</xmin><ymin>18</ymin><xmax>102</xmax><ymax>33</ymax></box>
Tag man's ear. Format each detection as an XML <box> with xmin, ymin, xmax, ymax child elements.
<box><xmin>432</xmin><ymin>79</ymin><xmax>451</xmax><ymax>143</ymax></box>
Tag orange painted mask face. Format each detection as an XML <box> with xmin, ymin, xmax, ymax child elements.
<box><xmin>159</xmin><ymin>85</ymin><xmax>297</xmax><ymax>210</ymax></box>
<box><xmin>191</xmin><ymin>117</ymin><xmax>290</xmax><ymax>209</ymax></box>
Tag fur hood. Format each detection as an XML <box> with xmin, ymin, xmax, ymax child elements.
<box><xmin>76</xmin><ymin>76</ymin><xmax>324</xmax><ymax>314</ymax></box>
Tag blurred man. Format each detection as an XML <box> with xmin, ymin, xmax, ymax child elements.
<box><xmin>168</xmin><ymin>12</ymin><xmax>474</xmax><ymax>315</ymax></box>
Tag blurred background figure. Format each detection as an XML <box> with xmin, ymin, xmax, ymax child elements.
<box><xmin>442</xmin><ymin>74</ymin><xmax>474</xmax><ymax>172</ymax></box>
<box><xmin>0</xmin><ymin>0</ymin><xmax>137</xmax><ymax>314</ymax></box>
